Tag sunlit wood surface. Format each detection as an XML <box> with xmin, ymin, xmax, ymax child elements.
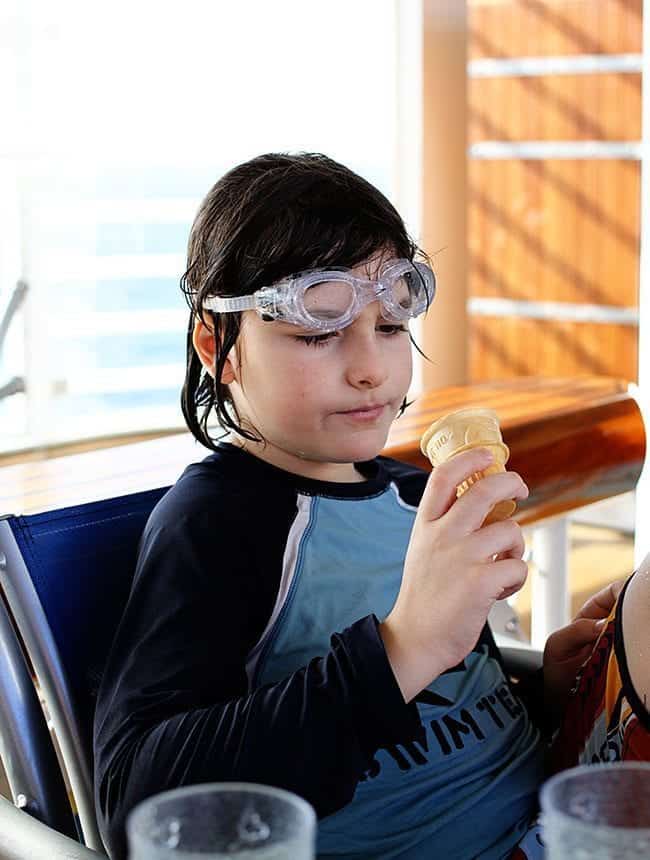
<box><xmin>385</xmin><ymin>376</ymin><xmax>645</xmax><ymax>526</ymax></box>
<box><xmin>469</xmin><ymin>317</ymin><xmax>639</xmax><ymax>381</ymax></box>
<box><xmin>469</xmin><ymin>74</ymin><xmax>642</xmax><ymax>143</ymax></box>
<box><xmin>0</xmin><ymin>433</ymin><xmax>205</xmax><ymax>516</ymax></box>
<box><xmin>1</xmin><ymin>378</ymin><xmax>644</xmax><ymax>528</ymax></box>
<box><xmin>467</xmin><ymin>158</ymin><xmax>640</xmax><ymax>383</ymax></box>
<box><xmin>468</xmin><ymin>1</ymin><xmax>642</xmax><ymax>59</ymax></box>
<box><xmin>465</xmin><ymin>0</ymin><xmax>643</xmax><ymax>385</ymax></box>
<box><xmin>468</xmin><ymin>160</ymin><xmax>641</xmax><ymax>308</ymax></box>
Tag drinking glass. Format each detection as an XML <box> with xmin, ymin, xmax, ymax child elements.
<box><xmin>540</xmin><ymin>762</ymin><xmax>650</xmax><ymax>859</ymax></box>
<box><xmin>127</xmin><ymin>783</ymin><xmax>316</xmax><ymax>859</ymax></box>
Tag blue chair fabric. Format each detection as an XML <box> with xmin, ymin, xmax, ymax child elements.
<box><xmin>5</xmin><ymin>486</ymin><xmax>170</xmax><ymax>729</ymax></box>
<box><xmin>0</xmin><ymin>486</ymin><xmax>170</xmax><ymax>852</ymax></box>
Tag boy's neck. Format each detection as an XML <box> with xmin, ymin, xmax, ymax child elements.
<box><xmin>223</xmin><ymin>435</ymin><xmax>367</xmax><ymax>483</ymax></box>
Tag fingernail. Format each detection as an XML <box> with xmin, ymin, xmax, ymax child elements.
<box><xmin>595</xmin><ymin>618</ymin><xmax>608</xmax><ymax>627</ymax></box>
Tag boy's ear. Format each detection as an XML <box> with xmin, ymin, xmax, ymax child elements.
<box><xmin>192</xmin><ymin>318</ymin><xmax>236</xmax><ymax>384</ymax></box>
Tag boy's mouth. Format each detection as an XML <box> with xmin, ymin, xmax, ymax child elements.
<box><xmin>338</xmin><ymin>403</ymin><xmax>387</xmax><ymax>420</ymax></box>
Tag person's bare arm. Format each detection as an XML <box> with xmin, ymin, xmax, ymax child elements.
<box><xmin>622</xmin><ymin>554</ymin><xmax>650</xmax><ymax>713</ymax></box>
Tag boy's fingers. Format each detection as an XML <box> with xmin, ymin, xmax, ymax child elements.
<box><xmin>467</xmin><ymin>518</ymin><xmax>526</xmax><ymax>562</ymax></box>
<box><xmin>418</xmin><ymin>447</ymin><xmax>496</xmax><ymax>522</ymax></box>
<box><xmin>445</xmin><ymin>471</ymin><xmax>529</xmax><ymax>536</ymax></box>
<box><xmin>489</xmin><ymin>557</ymin><xmax>529</xmax><ymax>599</ymax></box>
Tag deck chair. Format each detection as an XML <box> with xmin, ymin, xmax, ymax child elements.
<box><xmin>0</xmin><ymin>484</ymin><xmax>541</xmax><ymax>860</ymax></box>
<box><xmin>0</xmin><ymin>487</ymin><xmax>169</xmax><ymax>856</ymax></box>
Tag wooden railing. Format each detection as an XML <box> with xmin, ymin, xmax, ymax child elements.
<box><xmin>385</xmin><ymin>376</ymin><xmax>646</xmax><ymax>526</ymax></box>
<box><xmin>1</xmin><ymin>376</ymin><xmax>644</xmax><ymax>521</ymax></box>
<box><xmin>0</xmin><ymin>376</ymin><xmax>644</xmax><ymax>646</ymax></box>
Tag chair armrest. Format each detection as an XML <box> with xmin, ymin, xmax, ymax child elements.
<box><xmin>500</xmin><ymin>645</ymin><xmax>543</xmax><ymax>679</ymax></box>
<box><xmin>0</xmin><ymin>796</ymin><xmax>107</xmax><ymax>860</ymax></box>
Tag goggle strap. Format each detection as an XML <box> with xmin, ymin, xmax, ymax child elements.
<box><xmin>203</xmin><ymin>294</ymin><xmax>257</xmax><ymax>313</ymax></box>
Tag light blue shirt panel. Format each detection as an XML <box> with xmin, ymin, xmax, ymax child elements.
<box><xmin>253</xmin><ymin>490</ymin><xmax>413</xmax><ymax>686</ymax></box>
<box><xmin>252</xmin><ymin>490</ymin><xmax>543</xmax><ymax>859</ymax></box>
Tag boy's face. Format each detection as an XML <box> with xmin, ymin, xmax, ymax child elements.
<box><xmin>216</xmin><ymin>253</ymin><xmax>414</xmax><ymax>482</ymax></box>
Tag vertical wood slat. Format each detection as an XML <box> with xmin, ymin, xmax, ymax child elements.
<box><xmin>406</xmin><ymin>4</ymin><xmax>645</xmax><ymax>560</ymax></box>
<box><xmin>469</xmin><ymin>0</ymin><xmax>643</xmax><ymax>59</ymax></box>
<box><xmin>468</xmin><ymin>316</ymin><xmax>639</xmax><ymax>382</ymax></box>
<box><xmin>469</xmin><ymin>74</ymin><xmax>642</xmax><ymax>143</ymax></box>
<box><xmin>468</xmin><ymin>160</ymin><xmax>641</xmax><ymax>307</ymax></box>
<box><xmin>465</xmin><ymin>0</ymin><xmax>642</xmax><ymax>385</ymax></box>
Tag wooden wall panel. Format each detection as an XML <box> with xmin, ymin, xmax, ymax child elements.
<box><xmin>469</xmin><ymin>74</ymin><xmax>642</xmax><ymax>142</ymax></box>
<box><xmin>468</xmin><ymin>159</ymin><xmax>640</xmax><ymax>306</ymax></box>
<box><xmin>469</xmin><ymin>0</ymin><xmax>643</xmax><ymax>59</ymax></box>
<box><xmin>461</xmin><ymin>2</ymin><xmax>642</xmax><ymax>387</ymax></box>
<box><xmin>468</xmin><ymin>316</ymin><xmax>638</xmax><ymax>381</ymax></box>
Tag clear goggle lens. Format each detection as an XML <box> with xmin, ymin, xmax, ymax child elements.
<box><xmin>392</xmin><ymin>268</ymin><xmax>423</xmax><ymax>311</ymax></box>
<box><xmin>301</xmin><ymin>268</ymin><xmax>424</xmax><ymax>324</ymax></box>
<box><xmin>303</xmin><ymin>279</ymin><xmax>355</xmax><ymax>322</ymax></box>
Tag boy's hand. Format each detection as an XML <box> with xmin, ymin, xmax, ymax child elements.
<box><xmin>543</xmin><ymin>579</ymin><xmax>625</xmax><ymax>717</ymax></box>
<box><xmin>380</xmin><ymin>447</ymin><xmax>530</xmax><ymax>702</ymax></box>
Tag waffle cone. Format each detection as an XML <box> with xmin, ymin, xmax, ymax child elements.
<box><xmin>420</xmin><ymin>407</ymin><xmax>516</xmax><ymax>524</ymax></box>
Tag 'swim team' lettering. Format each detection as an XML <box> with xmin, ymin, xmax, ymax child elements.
<box><xmin>360</xmin><ymin>682</ymin><xmax>524</xmax><ymax>780</ymax></box>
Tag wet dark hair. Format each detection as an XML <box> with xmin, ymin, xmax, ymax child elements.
<box><xmin>180</xmin><ymin>151</ymin><xmax>431</xmax><ymax>450</ymax></box>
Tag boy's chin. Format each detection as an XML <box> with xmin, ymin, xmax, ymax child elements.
<box><xmin>328</xmin><ymin>435</ymin><xmax>390</xmax><ymax>464</ymax></box>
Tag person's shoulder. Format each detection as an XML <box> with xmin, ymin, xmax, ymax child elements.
<box><xmin>621</xmin><ymin>559</ymin><xmax>650</xmax><ymax>711</ymax></box>
<box><xmin>376</xmin><ymin>455</ymin><xmax>429</xmax><ymax>507</ymax></box>
<box><xmin>148</xmin><ymin>444</ymin><xmax>297</xmax><ymax>533</ymax></box>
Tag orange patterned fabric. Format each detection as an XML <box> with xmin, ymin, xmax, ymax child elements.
<box><xmin>509</xmin><ymin>574</ymin><xmax>650</xmax><ymax>859</ymax></box>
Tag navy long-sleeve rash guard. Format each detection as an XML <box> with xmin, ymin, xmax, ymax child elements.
<box><xmin>93</xmin><ymin>442</ymin><xmax>545</xmax><ymax>860</ymax></box>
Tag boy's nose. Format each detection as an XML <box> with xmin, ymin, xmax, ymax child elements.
<box><xmin>345</xmin><ymin>333</ymin><xmax>390</xmax><ymax>390</ymax></box>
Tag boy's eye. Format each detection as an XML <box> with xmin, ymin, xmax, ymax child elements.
<box><xmin>295</xmin><ymin>324</ymin><xmax>407</xmax><ymax>347</ymax></box>
<box><xmin>378</xmin><ymin>324</ymin><xmax>408</xmax><ymax>335</ymax></box>
<box><xmin>295</xmin><ymin>331</ymin><xmax>340</xmax><ymax>347</ymax></box>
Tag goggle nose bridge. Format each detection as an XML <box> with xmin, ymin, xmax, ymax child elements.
<box><xmin>341</xmin><ymin>278</ymin><xmax>400</xmax><ymax>318</ymax></box>
<box><xmin>358</xmin><ymin>277</ymin><xmax>389</xmax><ymax>300</ymax></box>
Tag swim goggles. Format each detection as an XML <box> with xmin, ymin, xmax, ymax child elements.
<box><xmin>203</xmin><ymin>258</ymin><xmax>436</xmax><ymax>333</ymax></box>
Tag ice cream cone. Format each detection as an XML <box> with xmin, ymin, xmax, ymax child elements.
<box><xmin>420</xmin><ymin>407</ymin><xmax>516</xmax><ymax>525</ymax></box>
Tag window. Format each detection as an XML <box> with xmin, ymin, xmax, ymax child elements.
<box><xmin>0</xmin><ymin>0</ymin><xmax>399</xmax><ymax>452</ymax></box>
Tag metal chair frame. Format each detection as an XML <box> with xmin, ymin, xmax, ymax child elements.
<box><xmin>0</xmin><ymin>516</ymin><xmax>105</xmax><ymax>850</ymax></box>
<box><xmin>0</xmin><ymin>279</ymin><xmax>28</xmax><ymax>401</ymax></box>
<box><xmin>0</xmin><ymin>589</ymin><xmax>77</xmax><ymax>839</ymax></box>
